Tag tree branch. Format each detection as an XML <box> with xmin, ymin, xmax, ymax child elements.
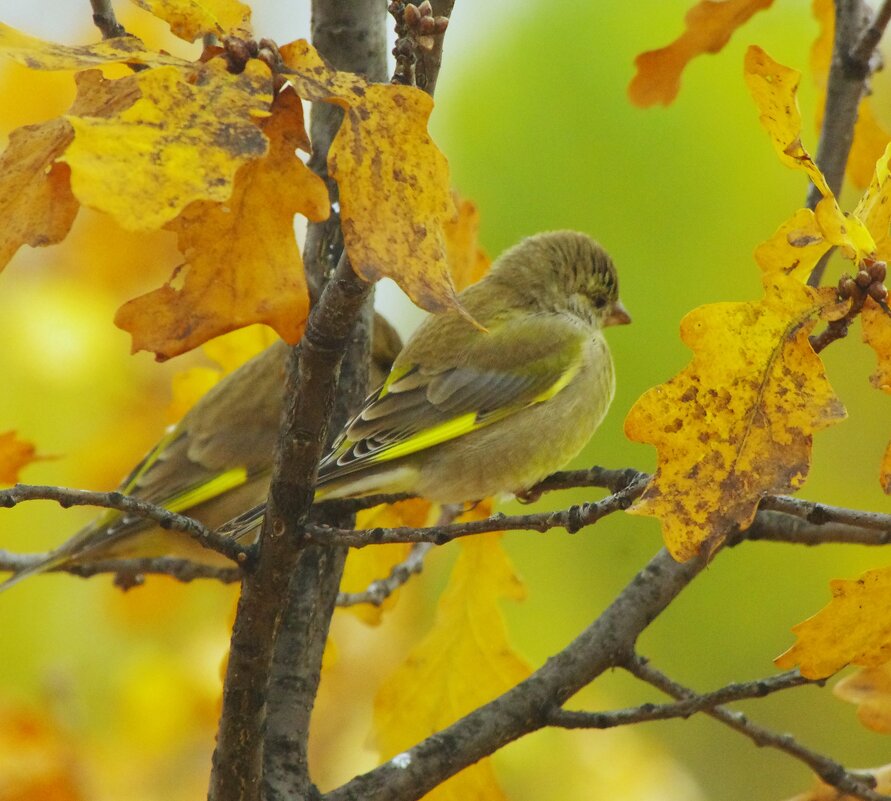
<box><xmin>547</xmin><ymin>668</ymin><xmax>817</xmax><ymax>729</ymax></box>
<box><xmin>325</xmin><ymin>548</ymin><xmax>707</xmax><ymax>801</ymax></box>
<box><xmin>89</xmin><ymin>0</ymin><xmax>126</xmax><ymax>39</ymax></box>
<box><xmin>628</xmin><ymin>656</ymin><xmax>891</xmax><ymax>801</ymax></box>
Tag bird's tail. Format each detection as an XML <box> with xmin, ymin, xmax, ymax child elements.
<box><xmin>0</xmin><ymin>549</ymin><xmax>70</xmax><ymax>594</ymax></box>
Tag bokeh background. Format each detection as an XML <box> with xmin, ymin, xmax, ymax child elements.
<box><xmin>0</xmin><ymin>1</ymin><xmax>889</xmax><ymax>799</ymax></box>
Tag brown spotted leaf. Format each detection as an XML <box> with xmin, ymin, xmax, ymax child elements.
<box><xmin>0</xmin><ymin>69</ymin><xmax>140</xmax><ymax>271</ymax></box>
<box><xmin>129</xmin><ymin>0</ymin><xmax>252</xmax><ymax>43</ymax></box>
<box><xmin>62</xmin><ymin>59</ymin><xmax>272</xmax><ymax>232</ymax></box>
<box><xmin>280</xmin><ymin>39</ymin><xmax>460</xmax><ymax>314</ymax></box>
<box><xmin>624</xmin><ymin>274</ymin><xmax>846</xmax><ymax>561</ymax></box>
<box><xmin>0</xmin><ymin>21</ymin><xmax>188</xmax><ymax>70</ymax></box>
<box><xmin>115</xmin><ymin>87</ymin><xmax>329</xmax><ymax>359</ymax></box>
<box><xmin>629</xmin><ymin>0</ymin><xmax>774</xmax><ymax>107</ymax></box>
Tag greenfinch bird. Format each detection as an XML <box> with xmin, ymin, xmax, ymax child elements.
<box><xmin>219</xmin><ymin>230</ymin><xmax>630</xmax><ymax>539</ymax></box>
<box><xmin>0</xmin><ymin>316</ymin><xmax>402</xmax><ymax>590</ymax></box>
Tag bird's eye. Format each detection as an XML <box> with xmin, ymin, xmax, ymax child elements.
<box><xmin>593</xmin><ymin>296</ymin><xmax>607</xmax><ymax>309</ymax></box>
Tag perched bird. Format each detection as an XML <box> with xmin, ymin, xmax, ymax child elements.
<box><xmin>219</xmin><ymin>230</ymin><xmax>630</xmax><ymax>539</ymax></box>
<box><xmin>0</xmin><ymin>316</ymin><xmax>403</xmax><ymax>590</ymax></box>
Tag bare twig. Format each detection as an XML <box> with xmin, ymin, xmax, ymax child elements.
<box><xmin>547</xmin><ymin>668</ymin><xmax>817</xmax><ymax>729</ymax></box>
<box><xmin>760</xmin><ymin>494</ymin><xmax>891</xmax><ymax>533</ymax></box>
<box><xmin>337</xmin><ymin>542</ymin><xmax>433</xmax><ymax>607</ymax></box>
<box><xmin>0</xmin><ymin>484</ymin><xmax>247</xmax><ymax>563</ymax></box>
<box><xmin>90</xmin><ymin>0</ymin><xmax>126</xmax><ymax>39</ymax></box>
<box><xmin>628</xmin><ymin>656</ymin><xmax>891</xmax><ymax>801</ymax></box>
<box><xmin>849</xmin><ymin>0</ymin><xmax>891</xmax><ymax>68</ymax></box>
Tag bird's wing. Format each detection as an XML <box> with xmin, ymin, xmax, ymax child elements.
<box><xmin>318</xmin><ymin>313</ymin><xmax>588</xmax><ymax>485</ymax></box>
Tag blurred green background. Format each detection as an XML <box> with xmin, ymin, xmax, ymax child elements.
<box><xmin>0</xmin><ymin>1</ymin><xmax>889</xmax><ymax>800</ymax></box>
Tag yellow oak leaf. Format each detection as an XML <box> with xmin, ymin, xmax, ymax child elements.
<box><xmin>783</xmin><ymin>764</ymin><xmax>891</xmax><ymax>801</ymax></box>
<box><xmin>753</xmin><ymin>207</ymin><xmax>830</xmax><ymax>283</ymax></box>
<box><xmin>443</xmin><ymin>194</ymin><xmax>492</xmax><ymax>292</ymax></box>
<box><xmin>280</xmin><ymin>39</ymin><xmax>461</xmax><ymax>315</ymax></box>
<box><xmin>373</xmin><ymin>534</ymin><xmax>530</xmax><ymax>801</ymax></box>
<box><xmin>811</xmin><ymin>0</ymin><xmax>891</xmax><ymax>190</ymax></box>
<box><xmin>853</xmin><ymin>142</ymin><xmax>891</xmax><ymax>261</ymax></box>
<box><xmin>834</xmin><ymin>663</ymin><xmax>891</xmax><ymax>734</ymax></box>
<box><xmin>776</xmin><ymin>565</ymin><xmax>891</xmax><ymax>678</ymax></box>
<box><xmin>341</xmin><ymin>499</ymin><xmax>433</xmax><ymax>625</ymax></box>
<box><xmin>628</xmin><ymin>0</ymin><xmax>774</xmax><ymax>107</ymax></box>
<box><xmin>882</xmin><ymin>441</ymin><xmax>891</xmax><ymax>495</ymax></box>
<box><xmin>62</xmin><ymin>58</ymin><xmax>272</xmax><ymax>232</ymax></box>
<box><xmin>0</xmin><ymin>21</ymin><xmax>188</xmax><ymax>70</ymax></box>
<box><xmin>863</xmin><ymin>298</ymin><xmax>891</xmax><ymax>394</ymax></box>
<box><xmin>130</xmin><ymin>0</ymin><xmax>252</xmax><ymax>43</ymax></box>
<box><xmin>114</xmin><ymin>86</ymin><xmax>326</xmax><ymax>358</ymax></box>
<box><xmin>0</xmin><ymin>431</ymin><xmax>43</xmax><ymax>486</ymax></box>
<box><xmin>0</xmin><ymin>69</ymin><xmax>140</xmax><ymax>271</ymax></box>
<box><xmin>624</xmin><ymin>275</ymin><xmax>846</xmax><ymax>561</ymax></box>
<box><xmin>745</xmin><ymin>45</ymin><xmax>875</xmax><ymax>260</ymax></box>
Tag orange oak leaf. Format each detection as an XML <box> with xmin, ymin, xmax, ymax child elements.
<box><xmin>62</xmin><ymin>58</ymin><xmax>272</xmax><ymax>232</ymax></box>
<box><xmin>0</xmin><ymin>21</ymin><xmax>188</xmax><ymax>70</ymax></box>
<box><xmin>115</xmin><ymin>86</ymin><xmax>328</xmax><ymax>359</ymax></box>
<box><xmin>834</xmin><ymin>663</ymin><xmax>891</xmax><ymax>734</ymax></box>
<box><xmin>624</xmin><ymin>275</ymin><xmax>846</xmax><ymax>561</ymax></box>
<box><xmin>0</xmin><ymin>69</ymin><xmax>140</xmax><ymax>271</ymax></box>
<box><xmin>280</xmin><ymin>39</ymin><xmax>461</xmax><ymax>315</ymax></box>
<box><xmin>443</xmin><ymin>194</ymin><xmax>491</xmax><ymax>292</ymax></box>
<box><xmin>776</xmin><ymin>565</ymin><xmax>891</xmax><ymax>678</ymax></box>
<box><xmin>628</xmin><ymin>0</ymin><xmax>774</xmax><ymax>107</ymax></box>
<box><xmin>373</xmin><ymin>534</ymin><xmax>529</xmax><ymax>801</ymax></box>
<box><xmin>882</xmin><ymin>441</ymin><xmax>891</xmax><ymax>495</ymax></box>
<box><xmin>130</xmin><ymin>0</ymin><xmax>252</xmax><ymax>43</ymax></box>
<box><xmin>0</xmin><ymin>431</ymin><xmax>43</xmax><ymax>486</ymax></box>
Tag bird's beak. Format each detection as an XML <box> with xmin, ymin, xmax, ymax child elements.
<box><xmin>604</xmin><ymin>300</ymin><xmax>631</xmax><ymax>327</ymax></box>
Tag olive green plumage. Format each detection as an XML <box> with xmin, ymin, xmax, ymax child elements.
<box><xmin>220</xmin><ymin>230</ymin><xmax>630</xmax><ymax>539</ymax></box>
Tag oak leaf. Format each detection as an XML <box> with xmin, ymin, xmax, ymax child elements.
<box><xmin>628</xmin><ymin>0</ymin><xmax>773</xmax><ymax>107</ymax></box>
<box><xmin>115</xmin><ymin>86</ymin><xmax>326</xmax><ymax>358</ymax></box>
<box><xmin>63</xmin><ymin>58</ymin><xmax>272</xmax><ymax>232</ymax></box>
<box><xmin>130</xmin><ymin>0</ymin><xmax>252</xmax><ymax>43</ymax></box>
<box><xmin>0</xmin><ymin>431</ymin><xmax>43</xmax><ymax>486</ymax></box>
<box><xmin>775</xmin><ymin>565</ymin><xmax>891</xmax><ymax>678</ymax></box>
<box><xmin>862</xmin><ymin>298</ymin><xmax>891</xmax><ymax>493</ymax></box>
<box><xmin>624</xmin><ymin>275</ymin><xmax>846</xmax><ymax>561</ymax></box>
<box><xmin>0</xmin><ymin>69</ymin><xmax>140</xmax><ymax>271</ymax></box>
<box><xmin>0</xmin><ymin>21</ymin><xmax>188</xmax><ymax>70</ymax></box>
<box><xmin>443</xmin><ymin>194</ymin><xmax>492</xmax><ymax>291</ymax></box>
<box><xmin>280</xmin><ymin>39</ymin><xmax>461</xmax><ymax>315</ymax></box>
<box><xmin>834</xmin><ymin>663</ymin><xmax>891</xmax><ymax>734</ymax></box>
<box><xmin>373</xmin><ymin>534</ymin><xmax>529</xmax><ymax>800</ymax></box>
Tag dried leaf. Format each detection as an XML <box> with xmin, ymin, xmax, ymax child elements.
<box><xmin>624</xmin><ymin>275</ymin><xmax>846</xmax><ymax>561</ymax></box>
<box><xmin>115</xmin><ymin>87</ymin><xmax>326</xmax><ymax>359</ymax></box>
<box><xmin>281</xmin><ymin>39</ymin><xmax>461</xmax><ymax>314</ymax></box>
<box><xmin>776</xmin><ymin>565</ymin><xmax>891</xmax><ymax>678</ymax></box>
<box><xmin>0</xmin><ymin>21</ymin><xmax>188</xmax><ymax>70</ymax></box>
<box><xmin>0</xmin><ymin>70</ymin><xmax>141</xmax><ymax>271</ymax></box>
<box><xmin>628</xmin><ymin>0</ymin><xmax>774</xmax><ymax>107</ymax></box>
<box><xmin>443</xmin><ymin>194</ymin><xmax>491</xmax><ymax>291</ymax></box>
<box><xmin>0</xmin><ymin>431</ymin><xmax>42</xmax><ymax>486</ymax></box>
<box><xmin>63</xmin><ymin>59</ymin><xmax>272</xmax><ymax>232</ymax></box>
<box><xmin>341</xmin><ymin>499</ymin><xmax>433</xmax><ymax>625</ymax></box>
<box><xmin>130</xmin><ymin>0</ymin><xmax>252</xmax><ymax>43</ymax></box>
<box><xmin>834</xmin><ymin>663</ymin><xmax>891</xmax><ymax>734</ymax></box>
<box><xmin>373</xmin><ymin>534</ymin><xmax>529</xmax><ymax>800</ymax></box>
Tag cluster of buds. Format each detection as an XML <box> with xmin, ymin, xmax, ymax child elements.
<box><xmin>839</xmin><ymin>257</ymin><xmax>888</xmax><ymax>305</ymax></box>
<box><xmin>215</xmin><ymin>35</ymin><xmax>284</xmax><ymax>76</ymax></box>
<box><xmin>390</xmin><ymin>1</ymin><xmax>449</xmax><ymax>52</ymax></box>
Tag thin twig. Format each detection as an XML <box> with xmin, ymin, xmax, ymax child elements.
<box><xmin>547</xmin><ymin>669</ymin><xmax>817</xmax><ymax>729</ymax></box>
<box><xmin>628</xmin><ymin>656</ymin><xmax>891</xmax><ymax>801</ymax></box>
<box><xmin>849</xmin><ymin>0</ymin><xmax>891</xmax><ymax>67</ymax></box>
<box><xmin>0</xmin><ymin>484</ymin><xmax>247</xmax><ymax>563</ymax></box>
<box><xmin>337</xmin><ymin>542</ymin><xmax>434</xmax><ymax>607</ymax></box>
<box><xmin>760</xmin><ymin>495</ymin><xmax>891</xmax><ymax>533</ymax></box>
<box><xmin>89</xmin><ymin>0</ymin><xmax>126</xmax><ymax>39</ymax></box>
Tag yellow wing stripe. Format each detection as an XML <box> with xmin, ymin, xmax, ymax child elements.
<box><xmin>368</xmin><ymin>360</ymin><xmax>583</xmax><ymax>465</ymax></box>
<box><xmin>165</xmin><ymin>467</ymin><xmax>249</xmax><ymax>514</ymax></box>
